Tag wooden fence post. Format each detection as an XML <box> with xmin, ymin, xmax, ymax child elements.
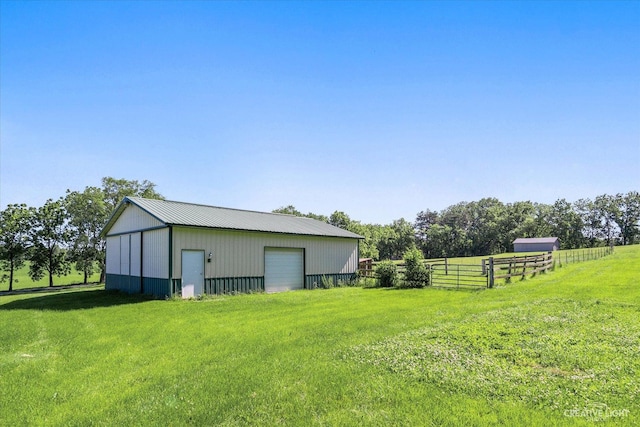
<box><xmin>445</xmin><ymin>257</ymin><xmax>448</xmax><ymax>276</ymax></box>
<box><xmin>488</xmin><ymin>257</ymin><xmax>494</xmax><ymax>288</ymax></box>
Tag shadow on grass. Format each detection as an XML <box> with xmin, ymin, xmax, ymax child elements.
<box><xmin>0</xmin><ymin>289</ymin><xmax>156</xmax><ymax>311</ymax></box>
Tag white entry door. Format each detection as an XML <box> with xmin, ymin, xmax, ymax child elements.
<box><xmin>264</xmin><ymin>248</ymin><xmax>304</xmax><ymax>293</ymax></box>
<box><xmin>182</xmin><ymin>250</ymin><xmax>204</xmax><ymax>298</ymax></box>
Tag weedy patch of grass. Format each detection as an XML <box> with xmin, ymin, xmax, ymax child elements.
<box><xmin>0</xmin><ymin>245</ymin><xmax>638</xmax><ymax>425</ymax></box>
<box><xmin>345</xmin><ymin>298</ymin><xmax>639</xmax><ymax>411</ymax></box>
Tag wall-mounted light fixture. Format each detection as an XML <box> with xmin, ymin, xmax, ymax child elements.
<box><xmin>207</xmin><ymin>252</ymin><xmax>213</xmax><ymax>263</ymax></box>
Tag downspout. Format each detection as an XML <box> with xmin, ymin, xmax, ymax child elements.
<box><xmin>357</xmin><ymin>239</ymin><xmax>361</xmax><ymax>280</ymax></box>
<box><xmin>168</xmin><ymin>226</ymin><xmax>173</xmax><ymax>297</ymax></box>
<box><xmin>140</xmin><ymin>231</ymin><xmax>144</xmax><ymax>294</ymax></box>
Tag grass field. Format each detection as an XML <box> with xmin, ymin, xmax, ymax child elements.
<box><xmin>0</xmin><ymin>246</ymin><xmax>638</xmax><ymax>425</ymax></box>
<box><xmin>1</xmin><ymin>263</ymin><xmax>101</xmax><ymax>292</ymax></box>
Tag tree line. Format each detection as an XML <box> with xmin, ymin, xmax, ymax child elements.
<box><xmin>0</xmin><ymin>177</ymin><xmax>163</xmax><ymax>291</ymax></box>
<box><xmin>274</xmin><ymin>191</ymin><xmax>640</xmax><ymax>260</ymax></box>
<box><xmin>1</xmin><ymin>178</ymin><xmax>637</xmax><ymax>291</ymax></box>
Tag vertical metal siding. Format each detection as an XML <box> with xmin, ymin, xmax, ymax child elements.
<box><xmin>514</xmin><ymin>243</ymin><xmax>555</xmax><ymax>252</ymax></box>
<box><xmin>172</xmin><ymin>227</ymin><xmax>358</xmax><ymax>279</ymax></box>
<box><xmin>106</xmin><ymin>236</ymin><xmax>121</xmax><ymax>275</ymax></box>
<box><xmin>105</xmin><ymin>227</ymin><xmax>170</xmax><ymax>296</ymax></box>
<box><xmin>142</xmin><ymin>228</ymin><xmax>169</xmax><ymax>279</ymax></box>
<box><xmin>120</xmin><ymin>235</ymin><xmax>130</xmax><ymax>276</ymax></box>
<box><xmin>130</xmin><ymin>232</ymin><xmax>141</xmax><ymax>276</ymax></box>
<box><xmin>108</xmin><ymin>203</ymin><xmax>164</xmax><ymax>235</ymax></box>
<box><xmin>143</xmin><ymin>277</ymin><xmax>170</xmax><ymax>297</ymax></box>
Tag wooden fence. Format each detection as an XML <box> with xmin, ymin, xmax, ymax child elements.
<box><xmin>358</xmin><ymin>258</ymin><xmax>376</xmax><ymax>278</ymax></box>
<box><xmin>358</xmin><ymin>248</ymin><xmax>612</xmax><ymax>289</ymax></box>
<box><xmin>487</xmin><ymin>252</ymin><xmax>553</xmax><ymax>287</ymax></box>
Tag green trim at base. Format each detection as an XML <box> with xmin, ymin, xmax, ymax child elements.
<box><xmin>107</xmin><ymin>273</ymin><xmax>356</xmax><ymax>298</ymax></box>
<box><xmin>305</xmin><ymin>273</ymin><xmax>357</xmax><ymax>289</ymax></box>
<box><xmin>106</xmin><ymin>274</ymin><xmax>170</xmax><ymax>298</ymax></box>
<box><xmin>143</xmin><ymin>277</ymin><xmax>171</xmax><ymax>297</ymax></box>
<box><xmin>206</xmin><ymin>277</ymin><xmax>264</xmax><ymax>295</ymax></box>
<box><xmin>171</xmin><ymin>277</ymin><xmax>264</xmax><ymax>296</ymax></box>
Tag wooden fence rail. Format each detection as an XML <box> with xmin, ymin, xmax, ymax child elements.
<box><xmin>488</xmin><ymin>252</ymin><xmax>553</xmax><ymax>286</ymax></box>
<box><xmin>358</xmin><ymin>248</ymin><xmax>613</xmax><ymax>289</ymax></box>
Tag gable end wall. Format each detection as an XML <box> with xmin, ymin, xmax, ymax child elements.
<box><xmin>107</xmin><ymin>204</ymin><xmax>164</xmax><ymax>235</ymax></box>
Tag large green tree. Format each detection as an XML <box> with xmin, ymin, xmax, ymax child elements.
<box><xmin>272</xmin><ymin>205</ymin><xmax>328</xmax><ymax>222</ymax></box>
<box><xmin>0</xmin><ymin>204</ymin><xmax>34</xmax><ymax>291</ymax></box>
<box><xmin>378</xmin><ymin>218</ymin><xmax>415</xmax><ymax>260</ymax></box>
<box><xmin>328</xmin><ymin>211</ymin><xmax>352</xmax><ymax>230</ymax></box>
<box><xmin>101</xmin><ymin>177</ymin><xmax>164</xmax><ymax>212</ymax></box>
<box><xmin>424</xmin><ymin>223</ymin><xmax>470</xmax><ymax>258</ymax></box>
<box><xmin>467</xmin><ymin>198</ymin><xmax>505</xmax><ymax>255</ymax></box>
<box><xmin>548</xmin><ymin>199</ymin><xmax>584</xmax><ymax>249</ymax></box>
<box><xmin>65</xmin><ymin>187</ymin><xmax>109</xmax><ymax>283</ymax></box>
<box><xmin>348</xmin><ymin>222</ymin><xmax>381</xmax><ymax>260</ymax></box>
<box><xmin>614</xmin><ymin>191</ymin><xmax>640</xmax><ymax>246</ymax></box>
<box><xmin>272</xmin><ymin>205</ymin><xmax>303</xmax><ymax>216</ymax></box>
<box><xmin>29</xmin><ymin>198</ymin><xmax>73</xmax><ymax>287</ymax></box>
<box><xmin>414</xmin><ymin>209</ymin><xmax>439</xmax><ymax>258</ymax></box>
<box><xmin>574</xmin><ymin>198</ymin><xmax>600</xmax><ymax>247</ymax></box>
<box><xmin>594</xmin><ymin>194</ymin><xmax>620</xmax><ymax>246</ymax></box>
<box><xmin>438</xmin><ymin>202</ymin><xmax>474</xmax><ymax>257</ymax></box>
<box><xmin>500</xmin><ymin>201</ymin><xmax>536</xmax><ymax>251</ymax></box>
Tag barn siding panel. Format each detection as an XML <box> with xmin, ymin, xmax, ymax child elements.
<box><xmin>120</xmin><ymin>236</ymin><xmax>130</xmax><ymax>276</ymax></box>
<box><xmin>143</xmin><ymin>228</ymin><xmax>169</xmax><ymax>279</ymax></box>
<box><xmin>106</xmin><ymin>274</ymin><xmax>169</xmax><ymax>297</ymax></box>
<box><xmin>142</xmin><ymin>277</ymin><xmax>171</xmax><ymax>297</ymax></box>
<box><xmin>514</xmin><ymin>243</ymin><xmax>557</xmax><ymax>252</ymax></box>
<box><xmin>204</xmin><ymin>277</ymin><xmax>264</xmax><ymax>295</ymax></box>
<box><xmin>130</xmin><ymin>232</ymin><xmax>141</xmax><ymax>277</ymax></box>
<box><xmin>171</xmin><ymin>227</ymin><xmax>358</xmax><ymax>280</ymax></box>
<box><xmin>106</xmin><ymin>236</ymin><xmax>121</xmax><ymax>275</ymax></box>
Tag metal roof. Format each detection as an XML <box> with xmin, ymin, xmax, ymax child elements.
<box><xmin>513</xmin><ymin>237</ymin><xmax>559</xmax><ymax>244</ymax></box>
<box><xmin>103</xmin><ymin>197</ymin><xmax>363</xmax><ymax>239</ymax></box>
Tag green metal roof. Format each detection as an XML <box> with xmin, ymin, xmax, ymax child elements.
<box><xmin>103</xmin><ymin>197</ymin><xmax>363</xmax><ymax>239</ymax></box>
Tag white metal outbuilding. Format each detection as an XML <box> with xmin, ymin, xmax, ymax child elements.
<box><xmin>513</xmin><ymin>237</ymin><xmax>560</xmax><ymax>252</ymax></box>
<box><xmin>101</xmin><ymin>197</ymin><xmax>362</xmax><ymax>298</ymax></box>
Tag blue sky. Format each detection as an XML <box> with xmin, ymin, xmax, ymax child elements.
<box><xmin>1</xmin><ymin>1</ymin><xmax>638</xmax><ymax>224</ymax></box>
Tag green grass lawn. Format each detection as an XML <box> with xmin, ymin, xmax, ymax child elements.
<box><xmin>1</xmin><ymin>246</ymin><xmax>638</xmax><ymax>425</ymax></box>
<box><xmin>1</xmin><ymin>263</ymin><xmax>101</xmax><ymax>291</ymax></box>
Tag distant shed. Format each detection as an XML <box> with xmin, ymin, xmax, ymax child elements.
<box><xmin>101</xmin><ymin>197</ymin><xmax>362</xmax><ymax>298</ymax></box>
<box><xmin>513</xmin><ymin>237</ymin><xmax>560</xmax><ymax>252</ymax></box>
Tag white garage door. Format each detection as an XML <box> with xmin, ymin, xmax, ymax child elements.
<box><xmin>264</xmin><ymin>248</ymin><xmax>304</xmax><ymax>293</ymax></box>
